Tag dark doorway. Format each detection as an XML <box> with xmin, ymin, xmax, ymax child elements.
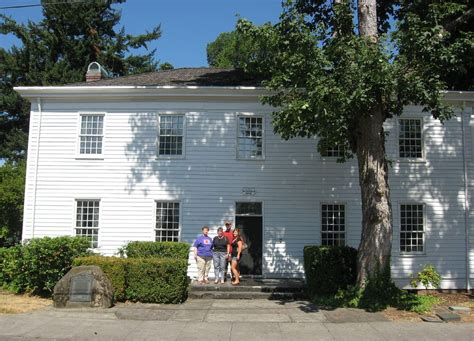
<box><xmin>235</xmin><ymin>202</ymin><xmax>263</xmax><ymax>276</ymax></box>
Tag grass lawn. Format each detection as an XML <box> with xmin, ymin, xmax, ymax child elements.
<box><xmin>0</xmin><ymin>288</ymin><xmax>51</xmax><ymax>314</ymax></box>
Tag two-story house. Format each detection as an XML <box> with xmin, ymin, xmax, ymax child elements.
<box><xmin>15</xmin><ymin>65</ymin><xmax>474</xmax><ymax>289</ymax></box>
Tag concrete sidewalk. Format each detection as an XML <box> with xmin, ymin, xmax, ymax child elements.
<box><xmin>0</xmin><ymin>299</ymin><xmax>472</xmax><ymax>340</ymax></box>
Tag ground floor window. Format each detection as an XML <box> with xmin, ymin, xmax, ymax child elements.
<box><xmin>155</xmin><ymin>201</ymin><xmax>180</xmax><ymax>241</ymax></box>
<box><xmin>75</xmin><ymin>199</ymin><xmax>100</xmax><ymax>248</ymax></box>
<box><xmin>400</xmin><ymin>204</ymin><xmax>424</xmax><ymax>253</ymax></box>
<box><xmin>321</xmin><ymin>203</ymin><xmax>345</xmax><ymax>246</ymax></box>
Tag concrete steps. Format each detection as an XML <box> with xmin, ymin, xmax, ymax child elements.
<box><xmin>187</xmin><ymin>278</ymin><xmax>306</xmax><ymax>300</ymax></box>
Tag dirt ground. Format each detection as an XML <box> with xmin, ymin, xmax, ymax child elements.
<box><xmin>0</xmin><ymin>289</ymin><xmax>51</xmax><ymax>314</ymax></box>
<box><xmin>383</xmin><ymin>292</ymin><xmax>474</xmax><ymax>322</ymax></box>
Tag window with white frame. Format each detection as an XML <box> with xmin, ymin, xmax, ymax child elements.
<box><xmin>400</xmin><ymin>204</ymin><xmax>424</xmax><ymax>253</ymax></box>
<box><xmin>158</xmin><ymin>115</ymin><xmax>184</xmax><ymax>156</ymax></box>
<box><xmin>79</xmin><ymin>114</ymin><xmax>104</xmax><ymax>155</ymax></box>
<box><xmin>321</xmin><ymin>204</ymin><xmax>345</xmax><ymax>246</ymax></box>
<box><xmin>155</xmin><ymin>201</ymin><xmax>180</xmax><ymax>241</ymax></box>
<box><xmin>75</xmin><ymin>200</ymin><xmax>100</xmax><ymax>248</ymax></box>
<box><xmin>320</xmin><ymin>144</ymin><xmax>344</xmax><ymax>158</ymax></box>
<box><xmin>238</xmin><ymin>116</ymin><xmax>263</xmax><ymax>159</ymax></box>
<box><xmin>399</xmin><ymin>118</ymin><xmax>422</xmax><ymax>158</ymax></box>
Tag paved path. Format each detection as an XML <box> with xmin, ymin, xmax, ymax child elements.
<box><xmin>0</xmin><ymin>299</ymin><xmax>472</xmax><ymax>340</ymax></box>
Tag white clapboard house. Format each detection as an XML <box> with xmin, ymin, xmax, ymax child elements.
<box><xmin>15</xmin><ymin>64</ymin><xmax>474</xmax><ymax>290</ymax></box>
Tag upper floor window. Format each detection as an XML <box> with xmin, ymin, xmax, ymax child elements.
<box><xmin>400</xmin><ymin>204</ymin><xmax>424</xmax><ymax>253</ymax></box>
<box><xmin>155</xmin><ymin>201</ymin><xmax>180</xmax><ymax>242</ymax></box>
<box><xmin>320</xmin><ymin>144</ymin><xmax>345</xmax><ymax>158</ymax></box>
<box><xmin>399</xmin><ymin>118</ymin><xmax>422</xmax><ymax>158</ymax></box>
<box><xmin>75</xmin><ymin>199</ymin><xmax>100</xmax><ymax>248</ymax></box>
<box><xmin>158</xmin><ymin>115</ymin><xmax>184</xmax><ymax>156</ymax></box>
<box><xmin>238</xmin><ymin>116</ymin><xmax>263</xmax><ymax>159</ymax></box>
<box><xmin>79</xmin><ymin>114</ymin><xmax>104</xmax><ymax>155</ymax></box>
<box><xmin>321</xmin><ymin>204</ymin><xmax>346</xmax><ymax>246</ymax></box>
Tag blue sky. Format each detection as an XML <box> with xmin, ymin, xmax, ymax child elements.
<box><xmin>0</xmin><ymin>0</ymin><xmax>283</xmax><ymax>68</ymax></box>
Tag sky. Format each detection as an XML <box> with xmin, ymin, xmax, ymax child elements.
<box><xmin>0</xmin><ymin>0</ymin><xmax>284</xmax><ymax>68</ymax></box>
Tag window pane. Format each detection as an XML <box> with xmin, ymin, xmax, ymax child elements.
<box><xmin>79</xmin><ymin>115</ymin><xmax>104</xmax><ymax>155</ymax></box>
<box><xmin>399</xmin><ymin>119</ymin><xmax>422</xmax><ymax>158</ymax></box>
<box><xmin>158</xmin><ymin>115</ymin><xmax>184</xmax><ymax>156</ymax></box>
<box><xmin>238</xmin><ymin>116</ymin><xmax>263</xmax><ymax>159</ymax></box>
<box><xmin>75</xmin><ymin>200</ymin><xmax>100</xmax><ymax>248</ymax></box>
<box><xmin>400</xmin><ymin>204</ymin><xmax>424</xmax><ymax>253</ymax></box>
<box><xmin>155</xmin><ymin>201</ymin><xmax>180</xmax><ymax>242</ymax></box>
<box><xmin>321</xmin><ymin>204</ymin><xmax>345</xmax><ymax>246</ymax></box>
<box><xmin>236</xmin><ymin>202</ymin><xmax>262</xmax><ymax>216</ymax></box>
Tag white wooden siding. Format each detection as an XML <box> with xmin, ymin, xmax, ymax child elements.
<box><xmin>23</xmin><ymin>98</ymin><xmax>473</xmax><ymax>289</ymax></box>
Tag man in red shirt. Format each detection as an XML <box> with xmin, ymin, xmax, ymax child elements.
<box><xmin>223</xmin><ymin>221</ymin><xmax>234</xmax><ymax>281</ymax></box>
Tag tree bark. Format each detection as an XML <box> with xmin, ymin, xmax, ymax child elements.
<box><xmin>354</xmin><ymin>108</ymin><xmax>393</xmax><ymax>286</ymax></box>
<box><xmin>358</xmin><ymin>0</ymin><xmax>378</xmax><ymax>39</ymax></box>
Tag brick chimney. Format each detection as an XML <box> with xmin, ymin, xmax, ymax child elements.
<box><xmin>86</xmin><ymin>62</ymin><xmax>108</xmax><ymax>82</ymax></box>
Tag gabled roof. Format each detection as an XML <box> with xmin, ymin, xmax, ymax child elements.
<box><xmin>69</xmin><ymin>67</ymin><xmax>264</xmax><ymax>87</ymax></box>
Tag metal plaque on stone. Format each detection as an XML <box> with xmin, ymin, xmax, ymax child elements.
<box><xmin>70</xmin><ymin>273</ymin><xmax>93</xmax><ymax>302</ymax></box>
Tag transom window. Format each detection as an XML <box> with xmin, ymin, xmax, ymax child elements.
<box><xmin>236</xmin><ymin>202</ymin><xmax>262</xmax><ymax>216</ymax></box>
<box><xmin>321</xmin><ymin>204</ymin><xmax>345</xmax><ymax>246</ymax></box>
<box><xmin>155</xmin><ymin>201</ymin><xmax>180</xmax><ymax>242</ymax></box>
<box><xmin>238</xmin><ymin>116</ymin><xmax>263</xmax><ymax>159</ymax></box>
<box><xmin>75</xmin><ymin>200</ymin><xmax>100</xmax><ymax>248</ymax></box>
<box><xmin>158</xmin><ymin>115</ymin><xmax>184</xmax><ymax>156</ymax></box>
<box><xmin>400</xmin><ymin>204</ymin><xmax>424</xmax><ymax>253</ymax></box>
<box><xmin>79</xmin><ymin>115</ymin><xmax>103</xmax><ymax>155</ymax></box>
<box><xmin>399</xmin><ymin>119</ymin><xmax>422</xmax><ymax>158</ymax></box>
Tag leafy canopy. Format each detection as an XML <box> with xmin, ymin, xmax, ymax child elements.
<box><xmin>236</xmin><ymin>0</ymin><xmax>472</xmax><ymax>159</ymax></box>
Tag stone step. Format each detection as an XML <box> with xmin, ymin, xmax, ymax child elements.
<box><xmin>189</xmin><ymin>283</ymin><xmax>305</xmax><ymax>293</ymax></box>
<box><xmin>188</xmin><ymin>290</ymin><xmax>304</xmax><ymax>300</ymax></box>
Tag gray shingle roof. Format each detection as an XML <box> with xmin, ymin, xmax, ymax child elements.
<box><xmin>70</xmin><ymin>67</ymin><xmax>263</xmax><ymax>87</ymax></box>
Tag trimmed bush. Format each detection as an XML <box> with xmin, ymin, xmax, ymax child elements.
<box><xmin>73</xmin><ymin>255</ymin><xmax>127</xmax><ymax>301</ymax></box>
<box><xmin>126</xmin><ymin>258</ymin><xmax>188</xmax><ymax>304</ymax></box>
<box><xmin>304</xmin><ymin>245</ymin><xmax>357</xmax><ymax>296</ymax></box>
<box><xmin>123</xmin><ymin>241</ymin><xmax>190</xmax><ymax>260</ymax></box>
<box><xmin>0</xmin><ymin>236</ymin><xmax>91</xmax><ymax>295</ymax></box>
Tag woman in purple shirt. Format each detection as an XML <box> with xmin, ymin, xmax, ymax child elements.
<box><xmin>193</xmin><ymin>226</ymin><xmax>213</xmax><ymax>284</ymax></box>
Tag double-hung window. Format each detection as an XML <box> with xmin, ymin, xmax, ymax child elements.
<box><xmin>321</xmin><ymin>204</ymin><xmax>346</xmax><ymax>246</ymax></box>
<box><xmin>238</xmin><ymin>116</ymin><xmax>264</xmax><ymax>159</ymax></box>
<box><xmin>320</xmin><ymin>144</ymin><xmax>345</xmax><ymax>158</ymax></box>
<box><xmin>75</xmin><ymin>200</ymin><xmax>100</xmax><ymax>248</ymax></box>
<box><xmin>400</xmin><ymin>204</ymin><xmax>424</xmax><ymax>253</ymax></box>
<box><xmin>158</xmin><ymin>114</ymin><xmax>184</xmax><ymax>157</ymax></box>
<box><xmin>155</xmin><ymin>201</ymin><xmax>180</xmax><ymax>241</ymax></box>
<box><xmin>399</xmin><ymin>118</ymin><xmax>423</xmax><ymax>159</ymax></box>
<box><xmin>79</xmin><ymin>114</ymin><xmax>104</xmax><ymax>155</ymax></box>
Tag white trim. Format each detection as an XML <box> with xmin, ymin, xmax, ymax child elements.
<box><xmin>396</xmin><ymin>116</ymin><xmax>426</xmax><ymax>162</ymax></box>
<box><xmin>236</xmin><ymin>113</ymin><xmax>265</xmax><ymax>161</ymax></box>
<box><xmin>153</xmin><ymin>200</ymin><xmax>182</xmax><ymax>242</ymax></box>
<box><xmin>75</xmin><ymin>112</ymin><xmax>106</xmax><ymax>159</ymax></box>
<box><xmin>320</xmin><ymin>201</ymin><xmax>347</xmax><ymax>246</ymax></box>
<box><xmin>156</xmin><ymin>112</ymin><xmax>186</xmax><ymax>160</ymax></box>
<box><xmin>30</xmin><ymin>97</ymin><xmax>43</xmax><ymax>239</ymax></box>
<box><xmin>398</xmin><ymin>202</ymin><xmax>426</xmax><ymax>256</ymax></box>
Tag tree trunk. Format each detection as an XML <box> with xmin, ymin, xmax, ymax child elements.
<box><xmin>358</xmin><ymin>0</ymin><xmax>378</xmax><ymax>39</ymax></box>
<box><xmin>355</xmin><ymin>108</ymin><xmax>393</xmax><ymax>286</ymax></box>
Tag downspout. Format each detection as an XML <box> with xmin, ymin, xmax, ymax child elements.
<box><xmin>461</xmin><ymin>104</ymin><xmax>471</xmax><ymax>291</ymax></box>
<box><xmin>30</xmin><ymin>97</ymin><xmax>43</xmax><ymax>239</ymax></box>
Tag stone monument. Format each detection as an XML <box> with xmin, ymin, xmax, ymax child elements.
<box><xmin>53</xmin><ymin>265</ymin><xmax>113</xmax><ymax>308</ymax></box>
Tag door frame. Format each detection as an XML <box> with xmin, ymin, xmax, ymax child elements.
<box><xmin>234</xmin><ymin>201</ymin><xmax>264</xmax><ymax>278</ymax></box>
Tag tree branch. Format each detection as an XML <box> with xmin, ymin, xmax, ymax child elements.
<box><xmin>444</xmin><ymin>7</ymin><xmax>474</xmax><ymax>32</ymax></box>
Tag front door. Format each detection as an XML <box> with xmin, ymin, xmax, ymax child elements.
<box><xmin>235</xmin><ymin>202</ymin><xmax>263</xmax><ymax>276</ymax></box>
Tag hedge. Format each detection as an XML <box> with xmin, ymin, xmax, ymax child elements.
<box><xmin>303</xmin><ymin>245</ymin><xmax>357</xmax><ymax>296</ymax></box>
<box><xmin>74</xmin><ymin>256</ymin><xmax>188</xmax><ymax>304</ymax></box>
<box><xmin>0</xmin><ymin>236</ymin><xmax>91</xmax><ymax>295</ymax></box>
<box><xmin>123</xmin><ymin>241</ymin><xmax>190</xmax><ymax>260</ymax></box>
<box><xmin>73</xmin><ymin>255</ymin><xmax>127</xmax><ymax>301</ymax></box>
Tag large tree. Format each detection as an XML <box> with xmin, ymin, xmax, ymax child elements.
<box><xmin>237</xmin><ymin>0</ymin><xmax>473</xmax><ymax>286</ymax></box>
<box><xmin>0</xmin><ymin>0</ymin><xmax>161</xmax><ymax>162</ymax></box>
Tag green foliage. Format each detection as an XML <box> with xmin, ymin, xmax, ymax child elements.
<box><xmin>0</xmin><ymin>236</ymin><xmax>91</xmax><ymax>295</ymax></box>
<box><xmin>126</xmin><ymin>258</ymin><xmax>188</xmax><ymax>304</ymax></box>
<box><xmin>207</xmin><ymin>30</ymin><xmax>263</xmax><ymax>68</ymax></box>
<box><xmin>303</xmin><ymin>245</ymin><xmax>357</xmax><ymax>296</ymax></box>
<box><xmin>0</xmin><ymin>0</ymin><xmax>161</xmax><ymax>162</ymax></box>
<box><xmin>74</xmin><ymin>256</ymin><xmax>188</xmax><ymax>304</ymax></box>
<box><xmin>0</xmin><ymin>245</ymin><xmax>21</xmax><ymax>287</ymax></box>
<box><xmin>122</xmin><ymin>241</ymin><xmax>190</xmax><ymax>260</ymax></box>
<box><xmin>73</xmin><ymin>255</ymin><xmax>127</xmax><ymax>301</ymax></box>
<box><xmin>410</xmin><ymin>264</ymin><xmax>442</xmax><ymax>290</ymax></box>
<box><xmin>0</xmin><ymin>161</ymin><xmax>25</xmax><ymax>246</ymax></box>
<box><xmin>159</xmin><ymin>62</ymin><xmax>174</xmax><ymax>70</ymax></box>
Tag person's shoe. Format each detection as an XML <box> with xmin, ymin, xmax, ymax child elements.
<box><xmin>214</xmin><ymin>279</ymin><xmax>219</xmax><ymax>284</ymax></box>
<box><xmin>204</xmin><ymin>279</ymin><xmax>210</xmax><ymax>284</ymax></box>
<box><xmin>220</xmin><ymin>279</ymin><xmax>225</xmax><ymax>284</ymax></box>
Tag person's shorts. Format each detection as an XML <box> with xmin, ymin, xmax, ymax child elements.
<box><xmin>232</xmin><ymin>256</ymin><xmax>239</xmax><ymax>262</ymax></box>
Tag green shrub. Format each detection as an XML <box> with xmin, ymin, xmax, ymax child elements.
<box><xmin>73</xmin><ymin>255</ymin><xmax>127</xmax><ymax>301</ymax></box>
<box><xmin>410</xmin><ymin>264</ymin><xmax>441</xmax><ymax>290</ymax></box>
<box><xmin>123</xmin><ymin>241</ymin><xmax>190</xmax><ymax>260</ymax></box>
<box><xmin>0</xmin><ymin>246</ymin><xmax>21</xmax><ymax>287</ymax></box>
<box><xmin>0</xmin><ymin>236</ymin><xmax>91</xmax><ymax>295</ymax></box>
<box><xmin>303</xmin><ymin>245</ymin><xmax>357</xmax><ymax>296</ymax></box>
<box><xmin>126</xmin><ymin>258</ymin><xmax>188</xmax><ymax>304</ymax></box>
